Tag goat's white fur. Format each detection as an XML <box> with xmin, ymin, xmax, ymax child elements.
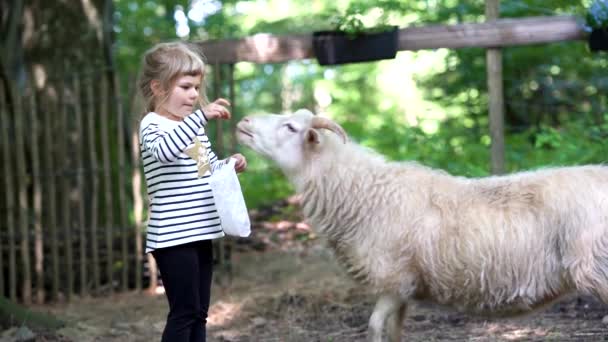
<box><xmin>236</xmin><ymin>109</ymin><xmax>608</xmax><ymax>341</ymax></box>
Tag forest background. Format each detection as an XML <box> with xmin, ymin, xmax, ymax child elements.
<box><xmin>119</xmin><ymin>0</ymin><xmax>608</xmax><ymax>206</ymax></box>
<box><xmin>2</xmin><ymin>0</ymin><xmax>607</xmax><ymax>209</ymax></box>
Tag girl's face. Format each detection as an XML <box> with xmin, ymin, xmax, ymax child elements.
<box><xmin>156</xmin><ymin>74</ymin><xmax>202</xmax><ymax>120</ymax></box>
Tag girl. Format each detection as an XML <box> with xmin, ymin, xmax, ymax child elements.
<box><xmin>138</xmin><ymin>41</ymin><xmax>246</xmax><ymax>342</ymax></box>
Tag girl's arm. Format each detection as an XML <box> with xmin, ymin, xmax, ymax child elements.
<box><xmin>199</xmin><ymin>98</ymin><xmax>233</xmax><ymax>172</ymax></box>
<box><xmin>140</xmin><ymin>110</ymin><xmax>208</xmax><ymax>164</ymax></box>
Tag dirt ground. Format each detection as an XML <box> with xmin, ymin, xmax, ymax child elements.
<box><xmin>3</xmin><ymin>202</ymin><xmax>608</xmax><ymax>341</ymax></box>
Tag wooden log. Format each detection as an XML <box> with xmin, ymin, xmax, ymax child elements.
<box><xmin>86</xmin><ymin>75</ymin><xmax>101</xmax><ymax>293</ymax></box>
<box><xmin>128</xmin><ymin>74</ymin><xmax>144</xmax><ymax>292</ymax></box>
<box><xmin>13</xmin><ymin>84</ymin><xmax>32</xmax><ymax>304</ymax></box>
<box><xmin>0</xmin><ymin>83</ymin><xmax>4</xmax><ymax>298</ymax></box>
<box><xmin>398</xmin><ymin>15</ymin><xmax>585</xmax><ymax>51</ymax></box>
<box><xmin>199</xmin><ymin>33</ymin><xmax>313</xmax><ymax>64</ymax></box>
<box><xmin>225</xmin><ymin>63</ymin><xmax>236</xmax><ymax>280</ymax></box>
<box><xmin>228</xmin><ymin>63</ymin><xmax>236</xmax><ymax>153</ymax></box>
<box><xmin>41</xmin><ymin>83</ymin><xmax>59</xmax><ymax>301</ymax></box>
<box><xmin>28</xmin><ymin>83</ymin><xmax>45</xmax><ymax>304</ymax></box>
<box><xmin>486</xmin><ymin>0</ymin><xmax>505</xmax><ymax>175</ymax></box>
<box><xmin>212</xmin><ymin>64</ymin><xmax>236</xmax><ymax>284</ymax></box>
<box><xmin>0</xmin><ymin>82</ymin><xmax>17</xmax><ymax>301</ymax></box>
<box><xmin>130</xmin><ymin>129</ymin><xmax>144</xmax><ymax>292</ymax></box>
<box><xmin>73</xmin><ymin>75</ymin><xmax>88</xmax><ymax>297</ymax></box>
<box><xmin>113</xmin><ymin>74</ymin><xmax>129</xmax><ymax>292</ymax></box>
<box><xmin>214</xmin><ymin>64</ymin><xmax>225</xmax><ymax>155</ymax></box>
<box><xmin>59</xmin><ymin>73</ymin><xmax>74</xmax><ymax>300</ymax></box>
<box><xmin>99</xmin><ymin>74</ymin><xmax>114</xmax><ymax>294</ymax></box>
<box><xmin>196</xmin><ymin>16</ymin><xmax>585</xmax><ymax>64</ymax></box>
<box><xmin>212</xmin><ymin>64</ymin><xmax>226</xmax><ymax>275</ymax></box>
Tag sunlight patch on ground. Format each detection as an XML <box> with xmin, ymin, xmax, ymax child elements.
<box><xmin>476</xmin><ymin>322</ymin><xmax>549</xmax><ymax>340</ymax></box>
<box><xmin>207</xmin><ymin>301</ymin><xmax>244</xmax><ymax>327</ymax></box>
<box><xmin>501</xmin><ymin>327</ymin><xmax>549</xmax><ymax>340</ymax></box>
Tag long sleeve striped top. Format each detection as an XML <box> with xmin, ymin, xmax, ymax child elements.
<box><xmin>139</xmin><ymin>110</ymin><xmax>225</xmax><ymax>253</ymax></box>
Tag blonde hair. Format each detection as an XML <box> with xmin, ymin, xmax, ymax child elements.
<box><xmin>138</xmin><ymin>41</ymin><xmax>208</xmax><ymax>116</ymax></box>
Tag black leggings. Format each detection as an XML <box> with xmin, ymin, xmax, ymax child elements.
<box><xmin>152</xmin><ymin>240</ymin><xmax>214</xmax><ymax>342</ymax></box>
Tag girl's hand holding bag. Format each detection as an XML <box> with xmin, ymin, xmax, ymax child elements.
<box><xmin>209</xmin><ymin>158</ymin><xmax>251</xmax><ymax>237</ymax></box>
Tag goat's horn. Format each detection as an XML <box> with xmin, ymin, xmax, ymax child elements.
<box><xmin>311</xmin><ymin>117</ymin><xmax>348</xmax><ymax>143</ymax></box>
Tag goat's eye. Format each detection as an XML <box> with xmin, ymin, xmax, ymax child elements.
<box><xmin>284</xmin><ymin>123</ymin><xmax>297</xmax><ymax>133</ymax></box>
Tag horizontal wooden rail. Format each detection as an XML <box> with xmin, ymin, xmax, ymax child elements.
<box><xmin>400</xmin><ymin>15</ymin><xmax>585</xmax><ymax>50</ymax></box>
<box><xmin>196</xmin><ymin>15</ymin><xmax>586</xmax><ymax>64</ymax></box>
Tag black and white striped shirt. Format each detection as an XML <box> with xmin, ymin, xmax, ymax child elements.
<box><xmin>139</xmin><ymin>110</ymin><xmax>225</xmax><ymax>253</ymax></box>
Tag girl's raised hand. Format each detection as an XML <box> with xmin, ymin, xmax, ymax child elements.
<box><xmin>203</xmin><ymin>98</ymin><xmax>231</xmax><ymax>120</ymax></box>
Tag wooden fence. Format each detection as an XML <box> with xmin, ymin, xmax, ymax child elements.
<box><xmin>0</xmin><ymin>70</ymin><xmax>144</xmax><ymax>304</ymax></box>
<box><xmin>0</xmin><ymin>65</ymin><xmax>235</xmax><ymax>304</ymax></box>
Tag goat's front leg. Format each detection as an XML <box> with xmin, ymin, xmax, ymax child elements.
<box><xmin>368</xmin><ymin>294</ymin><xmax>403</xmax><ymax>342</ymax></box>
<box><xmin>386</xmin><ymin>301</ymin><xmax>407</xmax><ymax>342</ymax></box>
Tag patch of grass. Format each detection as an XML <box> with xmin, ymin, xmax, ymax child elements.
<box><xmin>0</xmin><ymin>296</ymin><xmax>65</xmax><ymax>331</ymax></box>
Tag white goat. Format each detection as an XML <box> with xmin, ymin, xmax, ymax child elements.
<box><xmin>236</xmin><ymin>109</ymin><xmax>608</xmax><ymax>341</ymax></box>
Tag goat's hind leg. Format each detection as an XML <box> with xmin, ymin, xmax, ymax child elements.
<box><xmin>368</xmin><ymin>294</ymin><xmax>404</xmax><ymax>342</ymax></box>
<box><xmin>572</xmin><ymin>234</ymin><xmax>608</xmax><ymax>304</ymax></box>
<box><xmin>386</xmin><ymin>301</ymin><xmax>407</xmax><ymax>342</ymax></box>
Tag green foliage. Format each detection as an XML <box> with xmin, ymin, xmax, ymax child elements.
<box><xmin>113</xmin><ymin>0</ymin><xmax>187</xmax><ymax>75</ymax></box>
<box><xmin>113</xmin><ymin>0</ymin><xmax>608</xmax><ymax>209</ymax></box>
<box><xmin>417</xmin><ymin>0</ymin><xmax>606</xmax><ymax>137</ymax></box>
<box><xmin>327</xmin><ymin>0</ymin><xmax>410</xmax><ymax>37</ymax></box>
<box><xmin>238</xmin><ymin>150</ymin><xmax>294</xmax><ymax>209</ymax></box>
<box><xmin>509</xmin><ymin>116</ymin><xmax>608</xmax><ymax>169</ymax></box>
<box><xmin>0</xmin><ymin>296</ymin><xmax>64</xmax><ymax>330</ymax></box>
<box><xmin>365</xmin><ymin>114</ymin><xmax>608</xmax><ymax>178</ymax></box>
<box><xmin>585</xmin><ymin>0</ymin><xmax>608</xmax><ymax>31</ymax></box>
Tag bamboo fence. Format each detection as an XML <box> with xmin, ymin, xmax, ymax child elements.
<box><xmin>0</xmin><ymin>73</ymin><xmax>137</xmax><ymax>304</ymax></box>
<box><xmin>0</xmin><ymin>65</ymin><xmax>235</xmax><ymax>303</ymax></box>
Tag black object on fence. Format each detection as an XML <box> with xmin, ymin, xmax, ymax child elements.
<box><xmin>312</xmin><ymin>27</ymin><xmax>399</xmax><ymax>66</ymax></box>
<box><xmin>589</xmin><ymin>28</ymin><xmax>608</xmax><ymax>52</ymax></box>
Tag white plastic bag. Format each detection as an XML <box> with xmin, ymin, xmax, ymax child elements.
<box><xmin>209</xmin><ymin>158</ymin><xmax>251</xmax><ymax>237</ymax></box>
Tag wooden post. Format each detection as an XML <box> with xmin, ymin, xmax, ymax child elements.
<box><xmin>59</xmin><ymin>72</ymin><xmax>74</xmax><ymax>300</ymax></box>
<box><xmin>486</xmin><ymin>0</ymin><xmax>505</xmax><ymax>174</ymax></box>
<box><xmin>41</xmin><ymin>84</ymin><xmax>59</xmax><ymax>301</ymax></box>
<box><xmin>128</xmin><ymin>74</ymin><xmax>144</xmax><ymax>292</ymax></box>
<box><xmin>73</xmin><ymin>75</ymin><xmax>88</xmax><ymax>298</ymax></box>
<box><xmin>86</xmin><ymin>75</ymin><xmax>101</xmax><ymax>293</ymax></box>
<box><xmin>130</xmin><ymin>121</ymin><xmax>144</xmax><ymax>292</ymax></box>
<box><xmin>213</xmin><ymin>63</ymin><xmax>225</xmax><ymax>154</ymax></box>
<box><xmin>212</xmin><ymin>63</ymin><xmax>226</xmax><ymax>277</ymax></box>
<box><xmin>113</xmin><ymin>74</ymin><xmax>129</xmax><ymax>292</ymax></box>
<box><xmin>225</xmin><ymin>63</ymin><xmax>236</xmax><ymax>280</ymax></box>
<box><xmin>228</xmin><ymin>64</ymin><xmax>236</xmax><ymax>153</ymax></box>
<box><xmin>28</xmin><ymin>83</ymin><xmax>45</xmax><ymax>304</ymax></box>
<box><xmin>0</xmin><ymin>82</ymin><xmax>17</xmax><ymax>301</ymax></box>
<box><xmin>14</xmin><ymin>84</ymin><xmax>32</xmax><ymax>304</ymax></box>
<box><xmin>100</xmin><ymin>74</ymin><xmax>114</xmax><ymax>294</ymax></box>
<box><xmin>0</xmin><ymin>82</ymin><xmax>5</xmax><ymax>299</ymax></box>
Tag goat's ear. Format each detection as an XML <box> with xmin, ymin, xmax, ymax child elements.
<box><xmin>305</xmin><ymin>128</ymin><xmax>320</xmax><ymax>144</ymax></box>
